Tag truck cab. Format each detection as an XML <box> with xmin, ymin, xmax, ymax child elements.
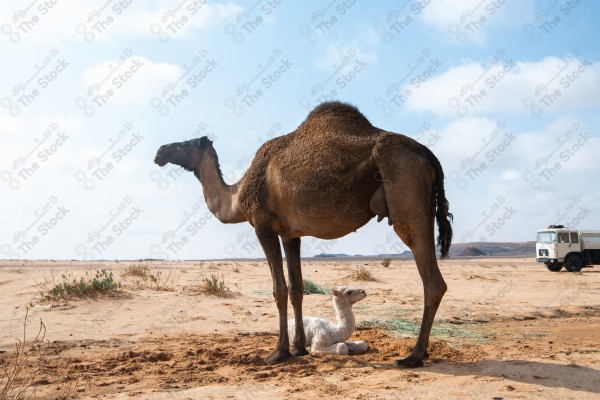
<box><xmin>536</xmin><ymin>225</ymin><xmax>600</xmax><ymax>272</ymax></box>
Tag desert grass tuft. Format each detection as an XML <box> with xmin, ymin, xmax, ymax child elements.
<box><xmin>302</xmin><ymin>279</ymin><xmax>331</xmax><ymax>295</ymax></box>
<box><xmin>348</xmin><ymin>266</ymin><xmax>378</xmax><ymax>281</ymax></box>
<box><xmin>361</xmin><ymin>318</ymin><xmax>485</xmax><ymax>341</ymax></box>
<box><xmin>185</xmin><ymin>274</ymin><xmax>233</xmax><ymax>297</ymax></box>
<box><xmin>203</xmin><ymin>274</ymin><xmax>229</xmax><ymax>294</ymax></box>
<box><xmin>37</xmin><ymin>269</ymin><xmax>121</xmax><ymax>302</ymax></box>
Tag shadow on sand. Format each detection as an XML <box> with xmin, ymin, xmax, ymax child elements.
<box><xmin>426</xmin><ymin>359</ymin><xmax>600</xmax><ymax>394</ymax></box>
<box><xmin>365</xmin><ymin>358</ymin><xmax>599</xmax><ymax>394</ymax></box>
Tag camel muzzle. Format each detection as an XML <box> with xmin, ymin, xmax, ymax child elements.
<box><xmin>154</xmin><ymin>146</ymin><xmax>169</xmax><ymax>166</ymax></box>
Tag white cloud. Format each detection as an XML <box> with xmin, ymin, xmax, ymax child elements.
<box><xmin>425</xmin><ymin>115</ymin><xmax>599</xmax><ymax>241</ymax></box>
<box><xmin>499</xmin><ymin>169</ymin><xmax>521</xmax><ymax>181</ymax></box>
<box><xmin>515</xmin><ymin>117</ymin><xmax>600</xmax><ymax>175</ymax></box>
<box><xmin>99</xmin><ymin>1</ymin><xmax>241</xmax><ymax>42</ymax></box>
<box><xmin>425</xmin><ymin>116</ymin><xmax>503</xmax><ymax>171</ymax></box>
<box><xmin>0</xmin><ymin>114</ymin><xmax>85</xmax><ymax>167</ymax></box>
<box><xmin>431</xmin><ymin>116</ymin><xmax>600</xmax><ymax>189</ymax></box>
<box><xmin>0</xmin><ymin>116</ymin><xmax>29</xmax><ymax>136</ymax></box>
<box><xmin>420</xmin><ymin>0</ymin><xmax>484</xmax><ymax>30</ymax></box>
<box><xmin>403</xmin><ymin>56</ymin><xmax>600</xmax><ymax>117</ymax></box>
<box><xmin>307</xmin><ymin>37</ymin><xmax>378</xmax><ymax>101</ymax></box>
<box><xmin>418</xmin><ymin>0</ymin><xmax>534</xmax><ymax>44</ymax></box>
<box><xmin>314</xmin><ymin>36</ymin><xmax>378</xmax><ymax>73</ymax></box>
<box><xmin>82</xmin><ymin>56</ymin><xmax>181</xmax><ymax>106</ymax></box>
<box><xmin>0</xmin><ymin>1</ymin><xmax>240</xmax><ymax>44</ymax></box>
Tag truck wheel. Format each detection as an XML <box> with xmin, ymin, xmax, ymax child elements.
<box><xmin>545</xmin><ymin>263</ymin><xmax>562</xmax><ymax>272</ymax></box>
<box><xmin>564</xmin><ymin>254</ymin><xmax>583</xmax><ymax>272</ymax></box>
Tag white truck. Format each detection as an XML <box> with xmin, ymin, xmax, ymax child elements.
<box><xmin>536</xmin><ymin>225</ymin><xmax>600</xmax><ymax>272</ymax></box>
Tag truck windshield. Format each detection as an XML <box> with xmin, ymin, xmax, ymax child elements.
<box><xmin>537</xmin><ymin>231</ymin><xmax>556</xmax><ymax>243</ymax></box>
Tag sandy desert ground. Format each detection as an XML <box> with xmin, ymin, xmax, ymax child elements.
<box><xmin>1</xmin><ymin>257</ymin><xmax>599</xmax><ymax>399</ymax></box>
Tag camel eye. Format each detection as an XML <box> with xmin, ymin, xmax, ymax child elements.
<box><xmin>347</xmin><ymin>290</ymin><xmax>353</xmax><ymax>295</ymax></box>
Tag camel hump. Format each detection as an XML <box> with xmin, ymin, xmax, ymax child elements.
<box><xmin>298</xmin><ymin>101</ymin><xmax>374</xmax><ymax>134</ymax></box>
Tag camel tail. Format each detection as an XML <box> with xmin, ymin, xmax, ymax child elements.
<box><xmin>426</xmin><ymin>150</ymin><xmax>453</xmax><ymax>258</ymax></box>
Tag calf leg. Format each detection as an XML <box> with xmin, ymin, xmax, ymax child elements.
<box><xmin>344</xmin><ymin>340</ymin><xmax>368</xmax><ymax>354</ymax></box>
<box><xmin>311</xmin><ymin>338</ymin><xmax>349</xmax><ymax>355</ymax></box>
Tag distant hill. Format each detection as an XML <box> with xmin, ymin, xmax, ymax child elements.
<box><xmin>314</xmin><ymin>253</ymin><xmax>350</xmax><ymax>258</ymax></box>
<box><xmin>460</xmin><ymin>247</ymin><xmax>486</xmax><ymax>256</ymax></box>
<box><xmin>377</xmin><ymin>250</ymin><xmax>413</xmax><ymax>258</ymax></box>
<box><xmin>311</xmin><ymin>242</ymin><xmax>536</xmax><ymax>259</ymax></box>
<box><xmin>314</xmin><ymin>250</ymin><xmax>414</xmax><ymax>259</ymax></box>
<box><xmin>448</xmin><ymin>241</ymin><xmax>535</xmax><ymax>258</ymax></box>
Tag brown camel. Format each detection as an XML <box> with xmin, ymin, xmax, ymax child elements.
<box><xmin>154</xmin><ymin>101</ymin><xmax>453</xmax><ymax>367</ymax></box>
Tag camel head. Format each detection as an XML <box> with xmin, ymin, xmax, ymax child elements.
<box><xmin>154</xmin><ymin>136</ymin><xmax>213</xmax><ymax>172</ymax></box>
<box><xmin>332</xmin><ymin>287</ymin><xmax>367</xmax><ymax>306</ymax></box>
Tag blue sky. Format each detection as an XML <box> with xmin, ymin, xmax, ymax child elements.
<box><xmin>1</xmin><ymin>0</ymin><xmax>599</xmax><ymax>260</ymax></box>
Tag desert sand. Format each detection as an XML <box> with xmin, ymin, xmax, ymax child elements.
<box><xmin>1</xmin><ymin>257</ymin><xmax>599</xmax><ymax>399</ymax></box>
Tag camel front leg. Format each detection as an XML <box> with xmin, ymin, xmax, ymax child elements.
<box><xmin>256</xmin><ymin>228</ymin><xmax>292</xmax><ymax>363</ymax></box>
<box><xmin>282</xmin><ymin>237</ymin><xmax>309</xmax><ymax>357</ymax></box>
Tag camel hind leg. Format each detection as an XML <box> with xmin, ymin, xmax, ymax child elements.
<box><xmin>393</xmin><ymin>218</ymin><xmax>447</xmax><ymax>367</ymax></box>
<box><xmin>374</xmin><ymin>145</ymin><xmax>447</xmax><ymax>367</ymax></box>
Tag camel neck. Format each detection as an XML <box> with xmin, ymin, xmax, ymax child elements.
<box><xmin>333</xmin><ymin>299</ymin><xmax>356</xmax><ymax>339</ymax></box>
<box><xmin>196</xmin><ymin>147</ymin><xmax>246</xmax><ymax>224</ymax></box>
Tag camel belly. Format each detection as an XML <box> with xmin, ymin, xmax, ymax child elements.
<box><xmin>280</xmin><ymin>211</ymin><xmax>374</xmax><ymax>239</ymax></box>
<box><xmin>269</xmin><ymin>188</ymin><xmax>376</xmax><ymax>239</ymax></box>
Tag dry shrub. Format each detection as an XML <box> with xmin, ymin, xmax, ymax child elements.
<box><xmin>121</xmin><ymin>262</ymin><xmax>178</xmax><ymax>291</ymax></box>
<box><xmin>122</xmin><ymin>263</ymin><xmax>149</xmax><ymax>278</ymax></box>
<box><xmin>1</xmin><ymin>310</ymin><xmax>84</xmax><ymax>400</ymax></box>
<box><xmin>348</xmin><ymin>266</ymin><xmax>378</xmax><ymax>281</ymax></box>
<box><xmin>1</xmin><ymin>309</ymin><xmax>45</xmax><ymax>400</ymax></box>
<box><xmin>464</xmin><ymin>273</ymin><xmax>497</xmax><ymax>281</ymax></box>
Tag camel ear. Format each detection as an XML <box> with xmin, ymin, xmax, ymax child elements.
<box><xmin>198</xmin><ymin>136</ymin><xmax>212</xmax><ymax>148</ymax></box>
<box><xmin>332</xmin><ymin>289</ymin><xmax>341</xmax><ymax>297</ymax></box>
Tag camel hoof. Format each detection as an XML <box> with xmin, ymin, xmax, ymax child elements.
<box><xmin>395</xmin><ymin>355</ymin><xmax>424</xmax><ymax>368</ymax></box>
<box><xmin>292</xmin><ymin>347</ymin><xmax>309</xmax><ymax>357</ymax></box>
<box><xmin>266</xmin><ymin>350</ymin><xmax>293</xmax><ymax>364</ymax></box>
